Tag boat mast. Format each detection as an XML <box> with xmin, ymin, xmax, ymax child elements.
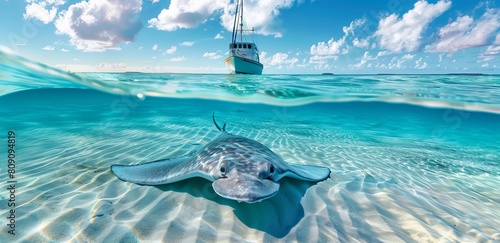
<box><xmin>231</xmin><ymin>0</ymin><xmax>239</xmax><ymax>44</ymax></box>
<box><xmin>239</xmin><ymin>0</ymin><xmax>243</xmax><ymax>42</ymax></box>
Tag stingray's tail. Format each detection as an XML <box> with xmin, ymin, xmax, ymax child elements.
<box><xmin>212</xmin><ymin>113</ymin><xmax>227</xmax><ymax>132</ymax></box>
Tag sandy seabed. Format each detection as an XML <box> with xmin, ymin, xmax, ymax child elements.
<box><xmin>1</xmin><ymin>121</ymin><xmax>499</xmax><ymax>243</ymax></box>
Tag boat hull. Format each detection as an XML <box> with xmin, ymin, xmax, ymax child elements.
<box><xmin>225</xmin><ymin>55</ymin><xmax>263</xmax><ymax>74</ymax></box>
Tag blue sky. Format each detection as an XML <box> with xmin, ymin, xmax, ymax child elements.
<box><xmin>0</xmin><ymin>0</ymin><xmax>498</xmax><ymax>74</ymax></box>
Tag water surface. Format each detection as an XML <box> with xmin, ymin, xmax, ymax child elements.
<box><xmin>0</xmin><ymin>50</ymin><xmax>499</xmax><ymax>242</ymax></box>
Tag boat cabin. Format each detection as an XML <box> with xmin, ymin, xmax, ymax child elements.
<box><xmin>228</xmin><ymin>42</ymin><xmax>260</xmax><ymax>63</ymax></box>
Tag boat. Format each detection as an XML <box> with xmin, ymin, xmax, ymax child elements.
<box><xmin>224</xmin><ymin>0</ymin><xmax>263</xmax><ymax>74</ymax></box>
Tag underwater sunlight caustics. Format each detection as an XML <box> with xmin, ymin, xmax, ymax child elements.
<box><xmin>111</xmin><ymin>114</ymin><xmax>331</xmax><ymax>203</ymax></box>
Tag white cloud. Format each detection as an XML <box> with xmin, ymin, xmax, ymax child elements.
<box><xmin>307</xmin><ymin>55</ymin><xmax>336</xmax><ymax>70</ymax></box>
<box><xmin>203</xmin><ymin>52</ymin><xmax>222</xmax><ymax>59</ymax></box>
<box><xmin>415</xmin><ymin>57</ymin><xmax>428</xmax><ymax>69</ymax></box>
<box><xmin>343</xmin><ymin>18</ymin><xmax>366</xmax><ymax>36</ymax></box>
<box><xmin>54</xmin><ymin>0</ymin><xmax>143</xmax><ymax>52</ymax></box>
<box><xmin>481</xmin><ymin>63</ymin><xmax>489</xmax><ymax>67</ymax></box>
<box><xmin>270</xmin><ymin>53</ymin><xmax>298</xmax><ymax>66</ymax></box>
<box><xmin>402</xmin><ymin>54</ymin><xmax>415</xmax><ymax>60</ymax></box>
<box><xmin>170</xmin><ymin>56</ymin><xmax>186</xmax><ymax>62</ymax></box>
<box><xmin>97</xmin><ymin>62</ymin><xmax>128</xmax><ymax>71</ymax></box>
<box><xmin>311</xmin><ymin>62</ymin><xmax>331</xmax><ymax>70</ymax></box>
<box><xmin>351</xmin><ymin>51</ymin><xmax>376</xmax><ymax>68</ymax></box>
<box><xmin>428</xmin><ymin>9</ymin><xmax>500</xmax><ymax>53</ymax></box>
<box><xmin>310</xmin><ymin>38</ymin><xmax>345</xmax><ymax>56</ymax></box>
<box><xmin>23</xmin><ymin>0</ymin><xmax>64</xmax><ymax>24</ymax></box>
<box><xmin>214</xmin><ymin>33</ymin><xmax>224</xmax><ymax>39</ymax></box>
<box><xmin>310</xmin><ymin>19</ymin><xmax>365</xmax><ymax>56</ymax></box>
<box><xmin>163</xmin><ymin>46</ymin><xmax>177</xmax><ymax>55</ymax></box>
<box><xmin>220</xmin><ymin>0</ymin><xmax>297</xmax><ymax>37</ymax></box>
<box><xmin>148</xmin><ymin>0</ymin><xmax>229</xmax><ymax>31</ymax></box>
<box><xmin>148</xmin><ymin>0</ymin><xmax>298</xmax><ymax>37</ymax></box>
<box><xmin>480</xmin><ymin>44</ymin><xmax>500</xmax><ymax>61</ymax></box>
<box><xmin>309</xmin><ymin>19</ymin><xmax>366</xmax><ymax>69</ymax></box>
<box><xmin>377</xmin><ymin>51</ymin><xmax>390</xmax><ymax>57</ymax></box>
<box><xmin>309</xmin><ymin>55</ymin><xmax>338</xmax><ymax>63</ymax></box>
<box><xmin>375</xmin><ymin>0</ymin><xmax>451</xmax><ymax>52</ymax></box>
<box><xmin>373</xmin><ymin>53</ymin><xmax>418</xmax><ymax>70</ymax></box>
<box><xmin>261</xmin><ymin>52</ymin><xmax>298</xmax><ymax>69</ymax></box>
<box><xmin>41</xmin><ymin>0</ymin><xmax>65</xmax><ymax>4</ymax></box>
<box><xmin>61</xmin><ymin>48</ymin><xmax>69</xmax><ymax>52</ymax></box>
<box><xmin>386</xmin><ymin>54</ymin><xmax>415</xmax><ymax>69</ymax></box>
<box><xmin>152</xmin><ymin>44</ymin><xmax>158</xmax><ymax>50</ymax></box>
<box><xmin>180</xmin><ymin>41</ymin><xmax>194</xmax><ymax>46</ymax></box>
<box><xmin>24</xmin><ymin>4</ymin><xmax>57</xmax><ymax>24</ymax></box>
<box><xmin>439</xmin><ymin>16</ymin><xmax>474</xmax><ymax>36</ymax></box>
<box><xmin>352</xmin><ymin>38</ymin><xmax>369</xmax><ymax>48</ymax></box>
<box><xmin>42</xmin><ymin>45</ymin><xmax>55</xmax><ymax>50</ymax></box>
<box><xmin>152</xmin><ymin>0</ymin><xmax>160</xmax><ymax>3</ymax></box>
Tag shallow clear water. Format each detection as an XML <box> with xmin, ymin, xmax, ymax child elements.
<box><xmin>0</xmin><ymin>50</ymin><xmax>499</xmax><ymax>242</ymax></box>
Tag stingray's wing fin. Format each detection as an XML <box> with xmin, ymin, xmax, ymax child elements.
<box><xmin>279</xmin><ymin>163</ymin><xmax>331</xmax><ymax>182</ymax></box>
<box><xmin>111</xmin><ymin>157</ymin><xmax>213</xmax><ymax>185</ymax></box>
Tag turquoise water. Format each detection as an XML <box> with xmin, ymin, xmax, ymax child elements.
<box><xmin>1</xmin><ymin>50</ymin><xmax>499</xmax><ymax>241</ymax></box>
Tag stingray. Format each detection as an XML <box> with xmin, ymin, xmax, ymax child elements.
<box><xmin>110</xmin><ymin>114</ymin><xmax>331</xmax><ymax>203</ymax></box>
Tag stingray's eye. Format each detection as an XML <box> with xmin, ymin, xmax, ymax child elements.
<box><xmin>220</xmin><ymin>165</ymin><xmax>226</xmax><ymax>176</ymax></box>
<box><xmin>269</xmin><ymin>165</ymin><xmax>275</xmax><ymax>174</ymax></box>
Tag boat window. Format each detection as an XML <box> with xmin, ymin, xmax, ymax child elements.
<box><xmin>238</xmin><ymin>44</ymin><xmax>242</xmax><ymax>48</ymax></box>
<box><xmin>248</xmin><ymin>44</ymin><xmax>252</xmax><ymax>49</ymax></box>
<box><xmin>243</xmin><ymin>44</ymin><xmax>247</xmax><ymax>49</ymax></box>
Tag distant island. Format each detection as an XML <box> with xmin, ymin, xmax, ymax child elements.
<box><xmin>375</xmin><ymin>73</ymin><xmax>488</xmax><ymax>76</ymax></box>
<box><xmin>446</xmin><ymin>73</ymin><xmax>484</xmax><ymax>76</ymax></box>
